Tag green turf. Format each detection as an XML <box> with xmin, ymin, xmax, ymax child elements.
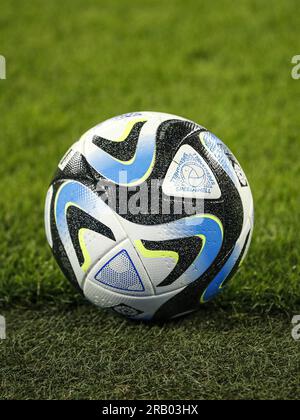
<box><xmin>0</xmin><ymin>0</ymin><xmax>300</xmax><ymax>400</ymax></box>
<box><xmin>0</xmin><ymin>306</ymin><xmax>299</xmax><ymax>400</ymax></box>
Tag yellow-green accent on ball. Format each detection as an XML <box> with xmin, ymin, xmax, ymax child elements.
<box><xmin>134</xmin><ymin>239</ymin><xmax>179</xmax><ymax>264</ymax></box>
<box><xmin>78</xmin><ymin>228</ymin><xmax>92</xmax><ymax>273</ymax></box>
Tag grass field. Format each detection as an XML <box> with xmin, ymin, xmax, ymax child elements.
<box><xmin>0</xmin><ymin>0</ymin><xmax>300</xmax><ymax>400</ymax></box>
<box><xmin>1</xmin><ymin>307</ymin><xmax>299</xmax><ymax>400</ymax></box>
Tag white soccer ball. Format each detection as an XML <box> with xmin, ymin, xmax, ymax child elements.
<box><xmin>45</xmin><ymin>112</ymin><xmax>254</xmax><ymax>320</ymax></box>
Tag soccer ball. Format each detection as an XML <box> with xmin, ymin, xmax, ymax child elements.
<box><xmin>45</xmin><ymin>112</ymin><xmax>254</xmax><ymax>321</ymax></box>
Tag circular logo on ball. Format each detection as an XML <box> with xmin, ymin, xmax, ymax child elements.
<box><xmin>180</xmin><ymin>162</ymin><xmax>207</xmax><ymax>188</ymax></box>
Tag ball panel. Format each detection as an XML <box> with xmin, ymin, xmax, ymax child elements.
<box><xmin>50</xmin><ymin>179</ymin><xmax>127</xmax><ymax>288</ymax></box>
<box><xmin>135</xmin><ymin>236</ymin><xmax>204</xmax><ymax>293</ymax></box>
<box><xmin>162</xmin><ymin>144</ymin><xmax>221</xmax><ymax>200</ymax></box>
<box><xmin>84</xmin><ymin>238</ymin><xmax>154</xmax><ymax>298</ymax></box>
